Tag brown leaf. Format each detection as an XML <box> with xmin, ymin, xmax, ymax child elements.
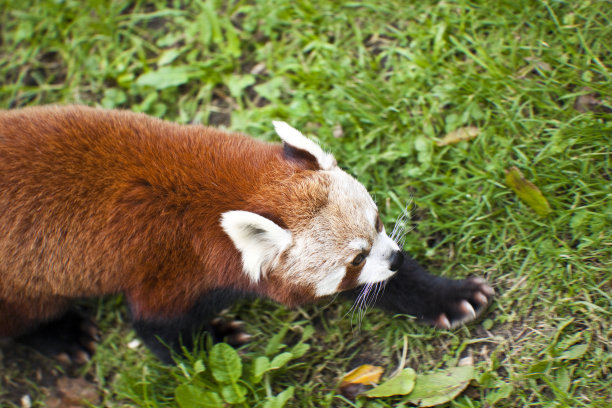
<box><xmin>574</xmin><ymin>87</ymin><xmax>612</xmax><ymax>113</ymax></box>
<box><xmin>436</xmin><ymin>126</ymin><xmax>480</xmax><ymax>146</ymax></box>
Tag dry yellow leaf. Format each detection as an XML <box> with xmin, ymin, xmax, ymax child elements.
<box><xmin>436</xmin><ymin>126</ymin><xmax>480</xmax><ymax>146</ymax></box>
<box><xmin>340</xmin><ymin>364</ymin><xmax>384</xmax><ymax>387</ymax></box>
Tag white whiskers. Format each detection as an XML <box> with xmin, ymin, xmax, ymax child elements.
<box><xmin>390</xmin><ymin>198</ymin><xmax>413</xmax><ymax>248</ymax></box>
<box><xmin>346</xmin><ymin>280</ymin><xmax>387</xmax><ymax>332</ymax></box>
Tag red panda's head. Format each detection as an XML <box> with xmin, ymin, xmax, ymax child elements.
<box><xmin>220</xmin><ymin>122</ymin><xmax>402</xmax><ymax>305</ymax></box>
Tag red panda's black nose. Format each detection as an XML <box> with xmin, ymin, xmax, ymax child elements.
<box><xmin>389</xmin><ymin>250</ymin><xmax>404</xmax><ymax>271</ymax></box>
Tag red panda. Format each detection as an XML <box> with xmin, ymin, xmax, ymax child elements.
<box><xmin>0</xmin><ymin>105</ymin><xmax>405</xmax><ymax>362</ymax></box>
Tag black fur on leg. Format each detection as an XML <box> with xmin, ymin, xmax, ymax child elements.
<box><xmin>131</xmin><ymin>288</ymin><xmax>253</xmax><ymax>363</ymax></box>
<box><xmin>343</xmin><ymin>251</ymin><xmax>494</xmax><ymax>329</ymax></box>
<box><xmin>17</xmin><ymin>310</ymin><xmax>99</xmax><ymax>364</ymax></box>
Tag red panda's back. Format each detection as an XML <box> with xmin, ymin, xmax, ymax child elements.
<box><xmin>0</xmin><ymin>106</ymin><xmax>279</xmax><ymax>301</ymax></box>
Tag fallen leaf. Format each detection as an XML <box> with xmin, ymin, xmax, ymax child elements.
<box><xmin>363</xmin><ymin>368</ymin><xmax>416</xmax><ymax>398</ymax></box>
<box><xmin>573</xmin><ymin>87</ymin><xmax>612</xmax><ymax>113</ymax></box>
<box><xmin>339</xmin><ymin>364</ymin><xmax>385</xmax><ymax>399</ymax></box>
<box><xmin>340</xmin><ymin>364</ymin><xmax>384</xmax><ymax>387</ymax></box>
<box><xmin>505</xmin><ymin>166</ymin><xmax>551</xmax><ymax>216</ymax></box>
<box><xmin>405</xmin><ymin>366</ymin><xmax>474</xmax><ymax>407</ymax></box>
<box><xmin>436</xmin><ymin>126</ymin><xmax>480</xmax><ymax>146</ymax></box>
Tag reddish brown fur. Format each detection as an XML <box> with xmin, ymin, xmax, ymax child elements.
<box><xmin>0</xmin><ymin>105</ymin><xmax>329</xmax><ymax>336</ymax></box>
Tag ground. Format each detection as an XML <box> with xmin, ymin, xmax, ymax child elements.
<box><xmin>0</xmin><ymin>0</ymin><xmax>610</xmax><ymax>407</ymax></box>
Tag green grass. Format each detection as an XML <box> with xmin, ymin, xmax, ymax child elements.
<box><xmin>1</xmin><ymin>0</ymin><xmax>610</xmax><ymax>406</ymax></box>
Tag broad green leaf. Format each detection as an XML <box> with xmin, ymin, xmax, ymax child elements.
<box><xmin>405</xmin><ymin>366</ymin><xmax>474</xmax><ymax>407</ymax></box>
<box><xmin>528</xmin><ymin>360</ymin><xmax>552</xmax><ymax>375</ymax></box>
<box><xmin>505</xmin><ymin>166</ymin><xmax>551</xmax><ymax>216</ymax></box>
<box><xmin>363</xmin><ymin>368</ymin><xmax>416</xmax><ymax>398</ymax></box>
<box><xmin>290</xmin><ymin>343</ymin><xmax>310</xmax><ymax>359</ymax></box>
<box><xmin>270</xmin><ymin>352</ymin><xmax>294</xmax><ymax>370</ymax></box>
<box><xmin>555</xmin><ymin>367</ymin><xmax>571</xmax><ymax>392</ymax></box>
<box><xmin>226</xmin><ymin>74</ymin><xmax>256</xmax><ymax>100</ymax></box>
<box><xmin>222</xmin><ymin>19</ymin><xmax>241</xmax><ymax>57</ymax></box>
<box><xmin>252</xmin><ymin>356</ymin><xmax>271</xmax><ymax>383</ymax></box>
<box><xmin>254</xmin><ymin>77</ymin><xmax>286</xmax><ymax>101</ymax></box>
<box><xmin>414</xmin><ymin>135</ymin><xmax>432</xmax><ymax>166</ymax></box>
<box><xmin>301</xmin><ymin>325</ymin><xmax>316</xmax><ymax>342</ymax></box>
<box><xmin>208</xmin><ymin>343</ymin><xmax>242</xmax><ymax>383</ymax></box>
<box><xmin>485</xmin><ymin>382</ymin><xmax>513</xmax><ymax>405</ymax></box>
<box><xmin>175</xmin><ymin>385</ymin><xmax>223</xmax><ymax>408</ymax></box>
<box><xmin>193</xmin><ymin>359</ymin><xmax>206</xmax><ymax>375</ymax></box>
<box><xmin>263</xmin><ymin>386</ymin><xmax>295</xmax><ymax>408</ymax></box>
<box><xmin>265</xmin><ymin>326</ymin><xmax>289</xmax><ymax>356</ymax></box>
<box><xmin>560</xmin><ymin>344</ymin><xmax>588</xmax><ymax>361</ymax></box>
<box><xmin>158</xmin><ymin>49</ymin><xmax>182</xmax><ymax>66</ymax></box>
<box><xmin>101</xmin><ymin>88</ymin><xmax>126</xmax><ymax>109</ymax></box>
<box><xmin>136</xmin><ymin>66</ymin><xmax>195</xmax><ymax>90</ymax></box>
<box><xmin>220</xmin><ymin>383</ymin><xmax>247</xmax><ymax>404</ymax></box>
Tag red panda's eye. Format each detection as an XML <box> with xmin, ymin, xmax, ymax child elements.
<box><xmin>351</xmin><ymin>253</ymin><xmax>366</xmax><ymax>266</ymax></box>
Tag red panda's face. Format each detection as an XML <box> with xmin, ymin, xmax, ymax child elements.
<box><xmin>220</xmin><ymin>122</ymin><xmax>402</xmax><ymax>305</ymax></box>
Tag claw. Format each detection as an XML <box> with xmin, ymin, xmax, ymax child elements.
<box><xmin>55</xmin><ymin>352</ymin><xmax>72</xmax><ymax>365</ymax></box>
<box><xmin>471</xmin><ymin>277</ymin><xmax>487</xmax><ymax>285</ymax></box>
<box><xmin>460</xmin><ymin>300</ymin><xmax>476</xmax><ymax>319</ymax></box>
<box><xmin>73</xmin><ymin>350</ymin><xmax>90</xmax><ymax>365</ymax></box>
<box><xmin>481</xmin><ymin>284</ymin><xmax>495</xmax><ymax>296</ymax></box>
<box><xmin>227</xmin><ymin>320</ymin><xmax>245</xmax><ymax>330</ymax></box>
<box><xmin>474</xmin><ymin>292</ymin><xmax>488</xmax><ymax>307</ymax></box>
<box><xmin>228</xmin><ymin>332</ymin><xmax>252</xmax><ymax>345</ymax></box>
<box><xmin>436</xmin><ymin>314</ymin><xmax>451</xmax><ymax>329</ymax></box>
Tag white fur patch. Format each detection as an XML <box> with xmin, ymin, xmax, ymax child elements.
<box><xmin>314</xmin><ymin>266</ymin><xmax>346</xmax><ymax>297</ymax></box>
<box><xmin>220</xmin><ymin>210</ymin><xmax>292</xmax><ymax>283</ymax></box>
<box><xmin>272</xmin><ymin>121</ymin><xmax>336</xmax><ymax>170</ymax></box>
<box><xmin>348</xmin><ymin>238</ymin><xmax>368</xmax><ymax>251</ymax></box>
<box><xmin>358</xmin><ymin>232</ymin><xmax>399</xmax><ymax>285</ymax></box>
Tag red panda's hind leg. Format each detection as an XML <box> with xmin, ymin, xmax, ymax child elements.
<box><xmin>17</xmin><ymin>310</ymin><xmax>99</xmax><ymax>364</ymax></box>
<box><xmin>1</xmin><ymin>296</ymin><xmax>99</xmax><ymax>364</ymax></box>
<box><xmin>129</xmin><ymin>288</ymin><xmax>252</xmax><ymax>363</ymax></box>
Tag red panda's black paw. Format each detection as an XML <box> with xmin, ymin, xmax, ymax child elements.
<box><xmin>434</xmin><ymin>277</ymin><xmax>495</xmax><ymax>329</ymax></box>
<box><xmin>210</xmin><ymin>318</ymin><xmax>252</xmax><ymax>346</ymax></box>
<box><xmin>17</xmin><ymin>311</ymin><xmax>99</xmax><ymax>365</ymax></box>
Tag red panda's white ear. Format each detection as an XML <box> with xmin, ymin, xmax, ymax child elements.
<box><xmin>220</xmin><ymin>210</ymin><xmax>292</xmax><ymax>283</ymax></box>
<box><xmin>272</xmin><ymin>121</ymin><xmax>336</xmax><ymax>170</ymax></box>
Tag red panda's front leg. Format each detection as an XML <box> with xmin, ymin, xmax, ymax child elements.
<box><xmin>343</xmin><ymin>251</ymin><xmax>494</xmax><ymax>329</ymax></box>
<box><xmin>129</xmin><ymin>288</ymin><xmax>251</xmax><ymax>363</ymax></box>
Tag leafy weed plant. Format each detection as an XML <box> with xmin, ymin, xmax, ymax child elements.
<box><xmin>0</xmin><ymin>0</ymin><xmax>610</xmax><ymax>406</ymax></box>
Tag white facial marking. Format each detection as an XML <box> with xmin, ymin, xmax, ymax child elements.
<box><xmin>272</xmin><ymin>121</ymin><xmax>336</xmax><ymax>170</ymax></box>
<box><xmin>220</xmin><ymin>210</ymin><xmax>292</xmax><ymax>283</ymax></box>
<box><xmin>314</xmin><ymin>266</ymin><xmax>346</xmax><ymax>297</ymax></box>
<box><xmin>348</xmin><ymin>238</ymin><xmax>368</xmax><ymax>251</ymax></box>
<box><xmin>357</xmin><ymin>231</ymin><xmax>400</xmax><ymax>285</ymax></box>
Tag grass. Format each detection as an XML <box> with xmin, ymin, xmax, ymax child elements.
<box><xmin>0</xmin><ymin>0</ymin><xmax>610</xmax><ymax>406</ymax></box>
